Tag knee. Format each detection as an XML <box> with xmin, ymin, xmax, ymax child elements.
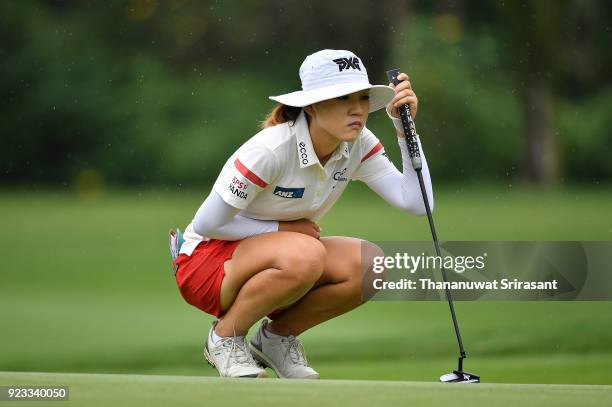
<box><xmin>361</xmin><ymin>240</ymin><xmax>385</xmax><ymax>271</ymax></box>
<box><xmin>333</xmin><ymin>240</ymin><xmax>384</xmax><ymax>282</ymax></box>
<box><xmin>333</xmin><ymin>240</ymin><xmax>383</xmax><ymax>302</ymax></box>
<box><xmin>361</xmin><ymin>241</ymin><xmax>386</xmax><ymax>301</ymax></box>
<box><xmin>280</xmin><ymin>235</ymin><xmax>326</xmax><ymax>286</ymax></box>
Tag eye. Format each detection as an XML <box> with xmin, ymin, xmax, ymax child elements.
<box><xmin>337</xmin><ymin>95</ymin><xmax>349</xmax><ymax>100</ymax></box>
<box><xmin>361</xmin><ymin>95</ymin><xmax>370</xmax><ymax>101</ymax></box>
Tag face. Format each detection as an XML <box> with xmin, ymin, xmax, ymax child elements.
<box><xmin>305</xmin><ymin>90</ymin><xmax>370</xmax><ymax>142</ymax></box>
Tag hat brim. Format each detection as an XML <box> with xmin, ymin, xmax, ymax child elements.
<box><xmin>269</xmin><ymin>83</ymin><xmax>395</xmax><ymax>113</ymax></box>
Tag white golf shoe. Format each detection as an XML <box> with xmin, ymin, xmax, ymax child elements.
<box><xmin>249</xmin><ymin>319</ymin><xmax>320</xmax><ymax>379</ymax></box>
<box><xmin>203</xmin><ymin>322</ymin><xmax>267</xmax><ymax>378</ymax></box>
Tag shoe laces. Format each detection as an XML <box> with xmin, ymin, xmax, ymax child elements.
<box><xmin>283</xmin><ymin>335</ymin><xmax>308</xmax><ymax>366</ymax></box>
<box><xmin>218</xmin><ymin>334</ymin><xmax>257</xmax><ymax>368</ymax></box>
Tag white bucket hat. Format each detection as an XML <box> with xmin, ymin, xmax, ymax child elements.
<box><xmin>269</xmin><ymin>49</ymin><xmax>395</xmax><ymax>113</ymax></box>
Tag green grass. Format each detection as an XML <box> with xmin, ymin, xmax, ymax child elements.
<box><xmin>1</xmin><ymin>184</ymin><xmax>612</xmax><ymax>388</ymax></box>
<box><xmin>1</xmin><ymin>372</ymin><xmax>611</xmax><ymax>407</ymax></box>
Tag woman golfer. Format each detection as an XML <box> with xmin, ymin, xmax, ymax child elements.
<box><xmin>172</xmin><ymin>49</ymin><xmax>433</xmax><ymax>378</ymax></box>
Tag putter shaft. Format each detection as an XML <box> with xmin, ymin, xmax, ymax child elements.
<box><xmin>386</xmin><ymin>68</ymin><xmax>468</xmax><ymax>373</ymax></box>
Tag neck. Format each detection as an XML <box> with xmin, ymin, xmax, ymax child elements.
<box><xmin>309</xmin><ymin>121</ymin><xmax>340</xmax><ymax>167</ymax></box>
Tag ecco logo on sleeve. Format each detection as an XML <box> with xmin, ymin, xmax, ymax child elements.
<box><xmin>273</xmin><ymin>186</ymin><xmax>305</xmax><ymax>199</ymax></box>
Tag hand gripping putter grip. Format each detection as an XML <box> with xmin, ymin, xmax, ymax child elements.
<box><xmin>386</xmin><ymin>68</ymin><xmax>480</xmax><ymax>384</ymax></box>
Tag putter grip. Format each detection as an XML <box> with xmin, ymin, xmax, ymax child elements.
<box><xmin>386</xmin><ymin>68</ymin><xmax>422</xmax><ymax>170</ymax></box>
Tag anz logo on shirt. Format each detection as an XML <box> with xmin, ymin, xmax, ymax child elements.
<box><xmin>273</xmin><ymin>186</ymin><xmax>305</xmax><ymax>199</ymax></box>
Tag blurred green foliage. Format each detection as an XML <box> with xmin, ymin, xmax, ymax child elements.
<box><xmin>558</xmin><ymin>89</ymin><xmax>612</xmax><ymax>180</ymax></box>
<box><xmin>392</xmin><ymin>15</ymin><xmax>521</xmax><ymax>180</ymax></box>
<box><xmin>0</xmin><ymin>1</ymin><xmax>610</xmax><ymax>187</ymax></box>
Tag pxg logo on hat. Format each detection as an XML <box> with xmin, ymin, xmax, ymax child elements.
<box><xmin>333</xmin><ymin>57</ymin><xmax>361</xmax><ymax>72</ymax></box>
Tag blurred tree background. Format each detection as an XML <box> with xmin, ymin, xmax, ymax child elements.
<box><xmin>1</xmin><ymin>0</ymin><xmax>610</xmax><ymax>189</ymax></box>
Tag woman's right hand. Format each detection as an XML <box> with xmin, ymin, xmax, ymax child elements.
<box><xmin>278</xmin><ymin>218</ymin><xmax>321</xmax><ymax>239</ymax></box>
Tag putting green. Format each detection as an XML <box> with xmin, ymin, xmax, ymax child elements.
<box><xmin>1</xmin><ymin>372</ymin><xmax>610</xmax><ymax>407</ymax></box>
<box><xmin>2</xmin><ymin>187</ymin><xmax>612</xmax><ymax>386</ymax></box>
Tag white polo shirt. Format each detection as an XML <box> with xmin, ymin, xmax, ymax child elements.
<box><xmin>179</xmin><ymin>110</ymin><xmax>400</xmax><ymax>255</ymax></box>
<box><xmin>214</xmin><ymin>111</ymin><xmax>396</xmax><ymax>220</ymax></box>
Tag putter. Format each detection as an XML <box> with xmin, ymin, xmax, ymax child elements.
<box><xmin>386</xmin><ymin>69</ymin><xmax>480</xmax><ymax>384</ymax></box>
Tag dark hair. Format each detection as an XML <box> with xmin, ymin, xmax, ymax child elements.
<box><xmin>261</xmin><ymin>104</ymin><xmax>303</xmax><ymax>129</ymax></box>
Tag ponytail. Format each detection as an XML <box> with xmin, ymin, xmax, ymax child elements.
<box><xmin>261</xmin><ymin>104</ymin><xmax>303</xmax><ymax>129</ymax></box>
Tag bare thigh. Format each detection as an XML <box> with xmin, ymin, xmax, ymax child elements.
<box><xmin>219</xmin><ymin>231</ymin><xmax>326</xmax><ymax>312</ymax></box>
<box><xmin>315</xmin><ymin>236</ymin><xmax>384</xmax><ymax>291</ymax></box>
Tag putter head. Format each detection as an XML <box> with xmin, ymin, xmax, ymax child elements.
<box><xmin>440</xmin><ymin>370</ymin><xmax>480</xmax><ymax>383</ymax></box>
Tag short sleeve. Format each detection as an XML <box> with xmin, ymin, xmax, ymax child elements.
<box><xmin>351</xmin><ymin>129</ymin><xmax>397</xmax><ymax>183</ymax></box>
<box><xmin>213</xmin><ymin>143</ymin><xmax>278</xmax><ymax>210</ymax></box>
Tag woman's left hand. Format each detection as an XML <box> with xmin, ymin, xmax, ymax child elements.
<box><xmin>387</xmin><ymin>72</ymin><xmax>418</xmax><ymax>119</ymax></box>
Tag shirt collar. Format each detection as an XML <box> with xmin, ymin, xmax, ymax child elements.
<box><xmin>292</xmin><ymin>111</ymin><xmax>351</xmax><ymax>168</ymax></box>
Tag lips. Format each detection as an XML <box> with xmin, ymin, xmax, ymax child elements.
<box><xmin>348</xmin><ymin>121</ymin><xmax>362</xmax><ymax>128</ymax></box>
